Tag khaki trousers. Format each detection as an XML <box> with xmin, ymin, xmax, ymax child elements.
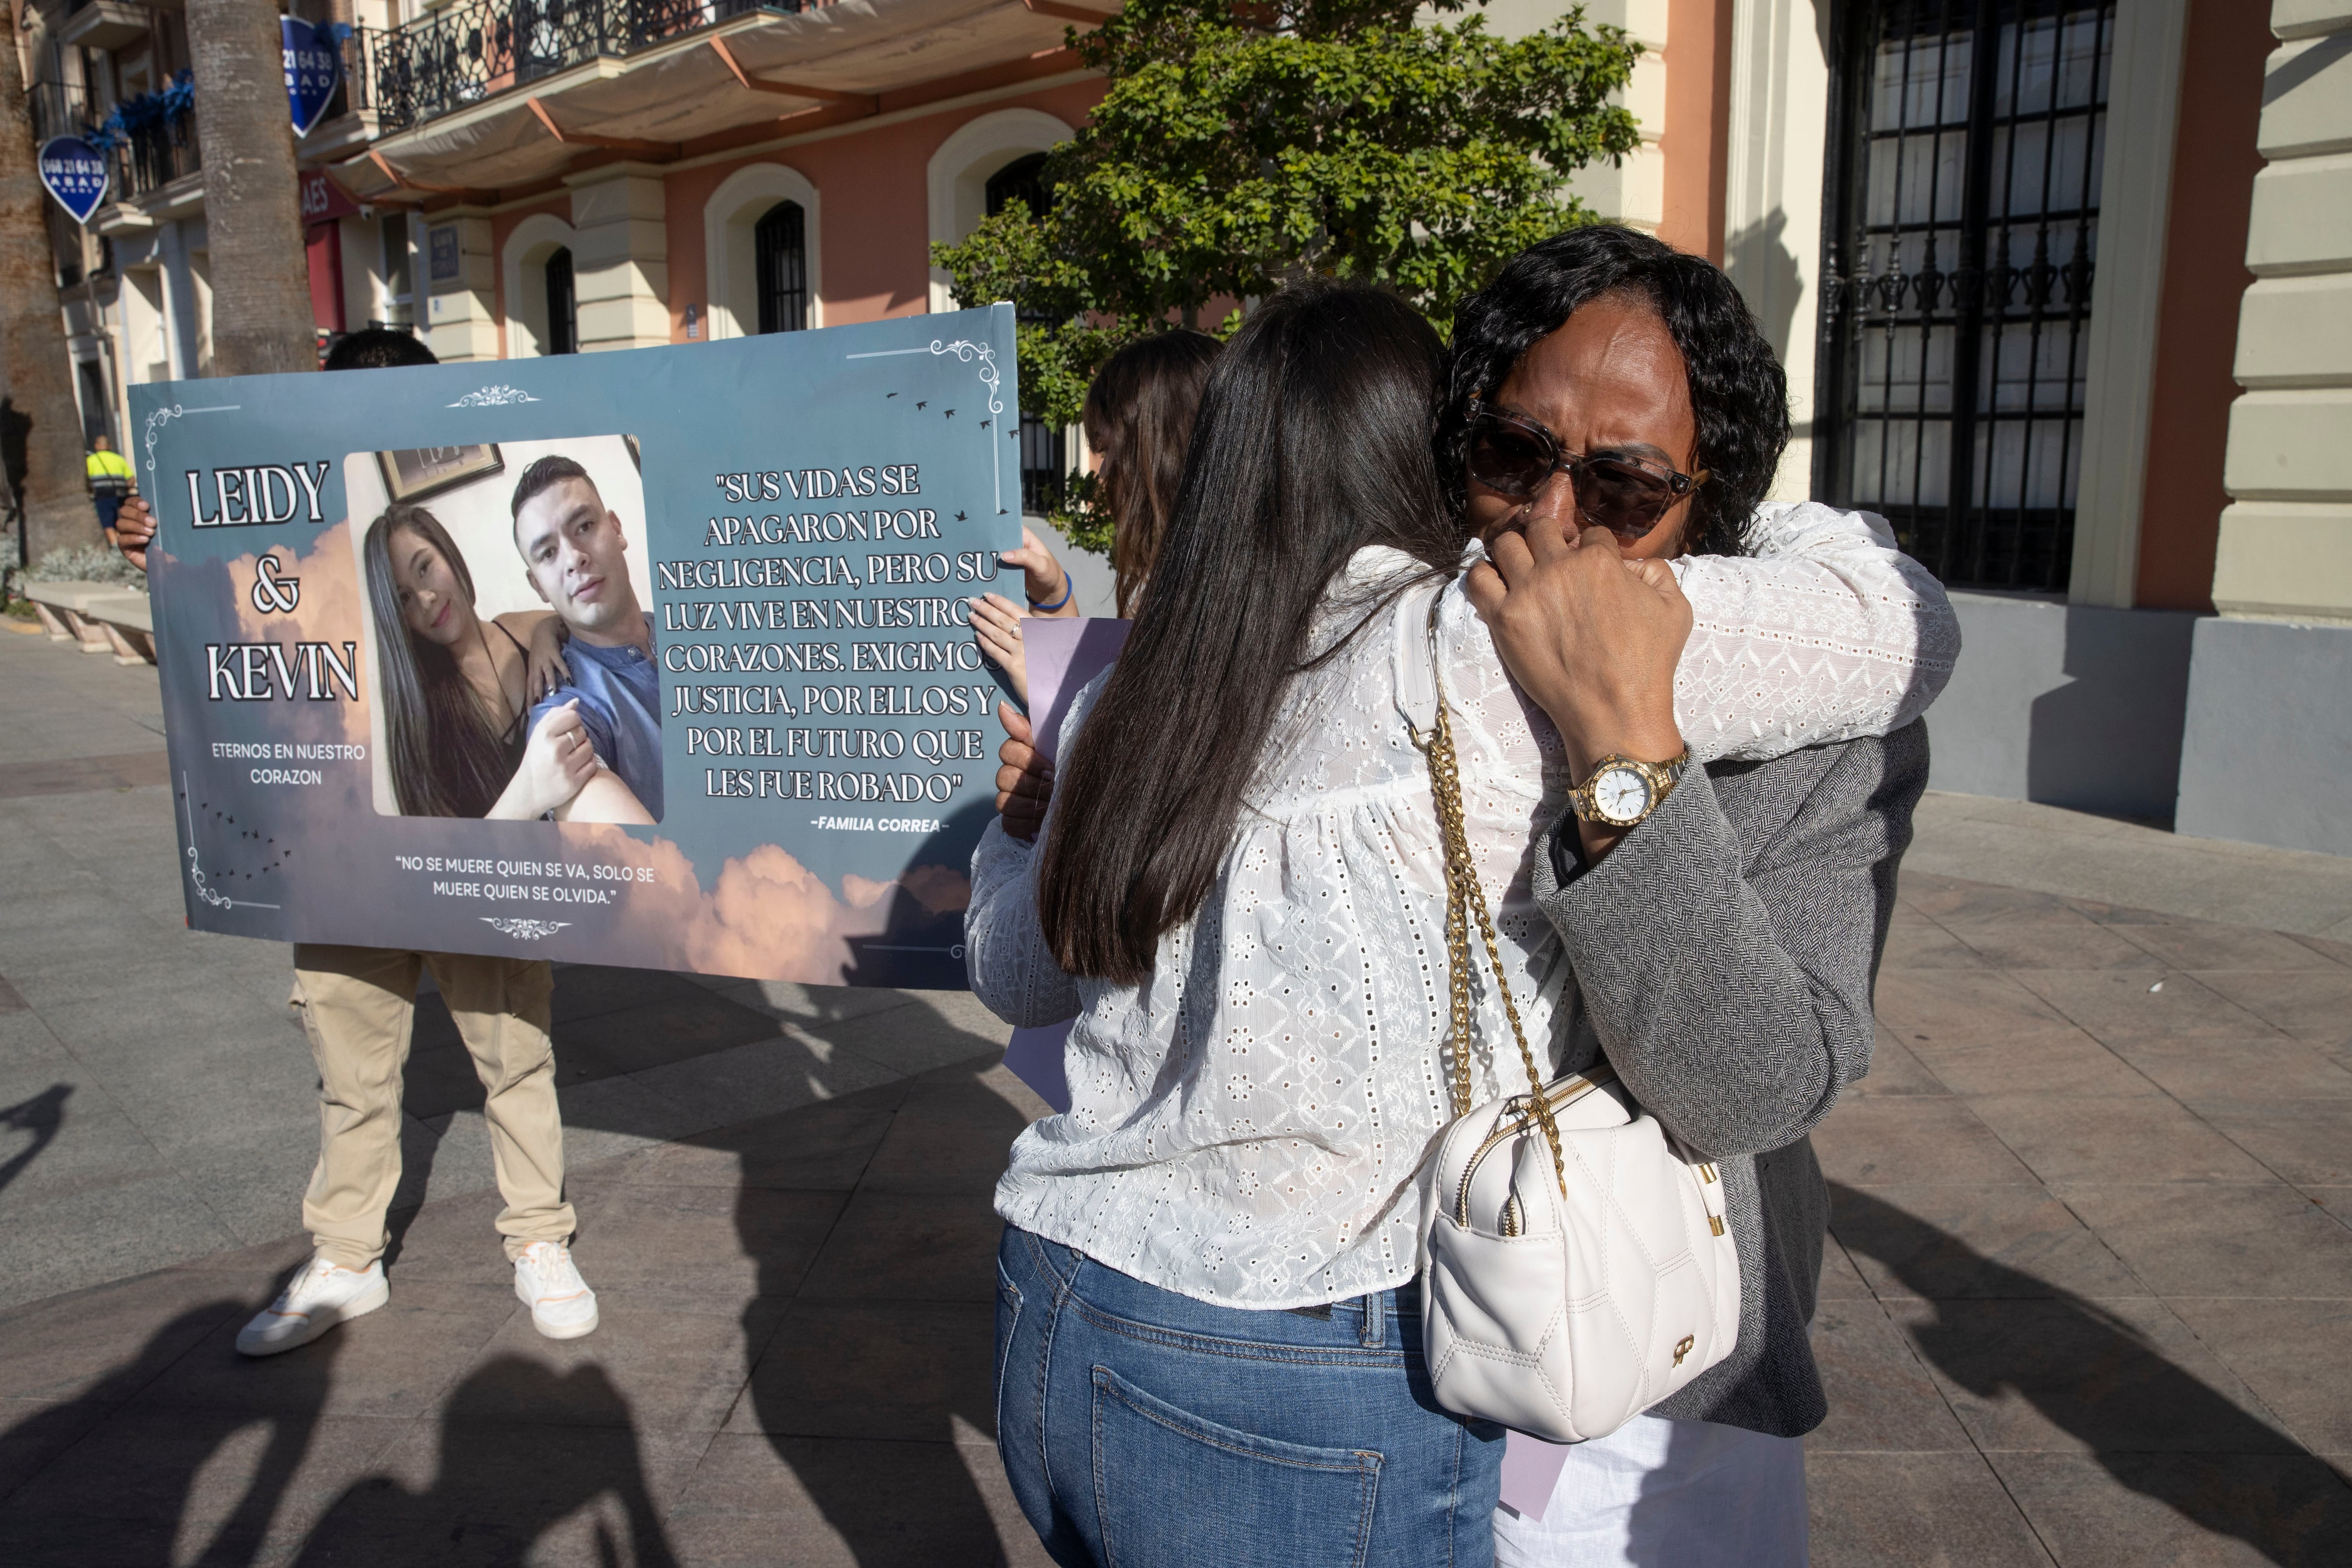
<box><xmin>290</xmin><ymin>945</ymin><xmax>576</xmax><ymax>1269</ymax></box>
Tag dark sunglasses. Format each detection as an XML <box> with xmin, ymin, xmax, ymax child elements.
<box><xmin>1463</xmin><ymin>400</ymin><xmax>1708</xmax><ymax>541</ymax></box>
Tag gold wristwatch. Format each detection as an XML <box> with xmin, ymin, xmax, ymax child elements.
<box><xmin>1567</xmin><ymin>747</ymin><xmax>1692</xmax><ymax>828</ymax></box>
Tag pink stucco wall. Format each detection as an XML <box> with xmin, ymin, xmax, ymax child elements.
<box><xmin>662</xmin><ymin>77</ymin><xmax>1104</xmax><ymax>338</ymax></box>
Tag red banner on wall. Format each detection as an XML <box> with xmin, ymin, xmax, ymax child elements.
<box><xmin>299</xmin><ymin>168</ymin><xmax>359</xmax><ymax>226</ymax></box>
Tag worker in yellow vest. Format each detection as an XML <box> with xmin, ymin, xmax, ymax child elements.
<box><xmin>86</xmin><ymin>435</ymin><xmax>133</xmax><ymax>541</ymax></box>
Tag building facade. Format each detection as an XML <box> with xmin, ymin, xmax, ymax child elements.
<box><xmin>24</xmin><ymin>0</ymin><xmax>2352</xmax><ymax>855</ymax></box>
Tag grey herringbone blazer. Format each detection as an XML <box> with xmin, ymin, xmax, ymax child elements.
<box><xmin>1530</xmin><ymin>720</ymin><xmax>1929</xmax><ymax>1438</ymax></box>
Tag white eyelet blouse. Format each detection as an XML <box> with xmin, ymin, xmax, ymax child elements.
<box><xmin>966</xmin><ymin>502</ymin><xmax>1960</xmax><ymax>1310</ymax></box>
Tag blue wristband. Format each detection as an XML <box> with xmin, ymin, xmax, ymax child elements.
<box><xmin>1027</xmin><ymin>570</ymin><xmax>1073</xmax><ymax>613</ymax></box>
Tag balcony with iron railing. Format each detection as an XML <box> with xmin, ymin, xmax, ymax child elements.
<box><xmin>29</xmin><ymin>77</ymin><xmax>200</xmax><ymax>207</ymax></box>
<box><xmin>354</xmin><ymin>0</ymin><xmax>802</xmax><ymax>132</ymax></box>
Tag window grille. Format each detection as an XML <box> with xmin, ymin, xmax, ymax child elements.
<box><xmin>1819</xmin><ymin>0</ymin><xmax>2114</xmax><ymax>593</ymax></box>
<box><xmin>755</xmin><ymin>201</ymin><xmax>809</xmax><ymax>334</ymax></box>
<box><xmin>545</xmin><ymin>247</ymin><xmax>577</xmax><ymax>355</ymax></box>
<box><xmin>986</xmin><ymin>154</ymin><xmax>1065</xmax><ymax>515</ymax></box>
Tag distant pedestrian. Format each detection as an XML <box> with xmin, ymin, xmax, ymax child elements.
<box><xmin>86</xmin><ymin>435</ymin><xmax>132</xmax><ymax>542</ymax></box>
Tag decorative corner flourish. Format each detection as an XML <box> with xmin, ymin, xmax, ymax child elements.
<box><xmin>446</xmin><ymin>385</ymin><xmax>541</xmax><ymax>408</ymax></box>
<box><xmin>928</xmin><ymin>340</ymin><xmax>1005</xmax><ymax>418</ymax></box>
<box><xmin>480</xmin><ymin>917</ymin><xmax>571</xmax><ymax>940</ymax></box>
<box><xmin>929</xmin><ymin>340</ymin><xmax>1008</xmax><ymax>510</ymax></box>
<box><xmin>142</xmin><ymin>404</ymin><xmax>184</xmax><ymax>491</ymax></box>
<box><xmin>180</xmin><ymin>772</ymin><xmax>282</xmax><ymax>912</ymax></box>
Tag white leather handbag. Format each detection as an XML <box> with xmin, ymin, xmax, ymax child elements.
<box><xmin>1404</xmin><ymin>595</ymin><xmax>1741</xmax><ymax>1444</ymax></box>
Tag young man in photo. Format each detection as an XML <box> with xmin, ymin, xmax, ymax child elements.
<box><xmin>511</xmin><ymin>456</ymin><xmax>663</xmax><ymax>824</ymax></box>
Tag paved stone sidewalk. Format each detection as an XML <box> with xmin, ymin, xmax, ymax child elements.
<box><xmin>3</xmin><ymin>621</ymin><xmax>2350</xmax><ymax>1564</ymax></box>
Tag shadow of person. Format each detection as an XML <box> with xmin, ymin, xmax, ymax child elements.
<box><xmin>694</xmin><ymin>1053</ymin><xmax>1032</xmax><ymax>1563</ymax></box>
<box><xmin>0</xmin><ymin>1299</ymin><xmax>340</xmax><ymax>1568</ymax></box>
<box><xmin>289</xmin><ymin>1358</ymin><xmax>679</xmax><ymax>1567</ymax></box>
<box><xmin>1827</xmin><ymin>1183</ymin><xmax>2352</xmax><ymax>1566</ymax></box>
<box><xmin>0</xmin><ymin>1083</ymin><xmax>71</xmax><ymax>1199</ymax></box>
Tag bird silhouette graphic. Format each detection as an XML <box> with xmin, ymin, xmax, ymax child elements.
<box><xmin>886</xmin><ymin>391</ymin><xmax>899</xmax><ymax>398</ymax></box>
<box><xmin>944</xmin><ymin>409</ymin><xmax>956</xmax><ymax>420</ymax></box>
<box><xmin>954</xmin><ymin>510</ymin><xmax>968</xmax><ymax>522</ymax></box>
<box><xmin>916</xmin><ymin>401</ymin><xmax>928</xmax><ymax>410</ymax></box>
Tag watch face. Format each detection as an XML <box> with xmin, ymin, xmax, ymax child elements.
<box><xmin>1593</xmin><ymin>765</ymin><xmax>1653</xmax><ymax>825</ymax></box>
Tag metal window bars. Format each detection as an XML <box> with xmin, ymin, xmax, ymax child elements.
<box><xmin>32</xmin><ymin>77</ymin><xmax>201</xmax><ymax>203</ymax></box>
<box><xmin>356</xmin><ymin>0</ymin><xmax>801</xmax><ymax>133</ymax></box>
<box><xmin>1818</xmin><ymin>0</ymin><xmax>2114</xmax><ymax>594</ymax></box>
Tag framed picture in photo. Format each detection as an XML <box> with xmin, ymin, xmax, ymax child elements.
<box><xmin>377</xmin><ymin>444</ymin><xmax>503</xmax><ymax>503</ymax></box>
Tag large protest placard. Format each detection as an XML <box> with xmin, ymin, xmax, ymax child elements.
<box><xmin>133</xmin><ymin>305</ymin><xmax>1022</xmax><ymax>990</ymax></box>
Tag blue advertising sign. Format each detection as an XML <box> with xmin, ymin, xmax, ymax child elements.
<box><xmin>38</xmin><ymin>136</ymin><xmax>109</xmax><ymax>224</ymax></box>
<box><xmin>283</xmin><ymin>17</ymin><xmax>342</xmax><ymax>138</ymax></box>
<box><xmin>131</xmin><ymin>306</ymin><xmax>1026</xmax><ymax>989</ymax></box>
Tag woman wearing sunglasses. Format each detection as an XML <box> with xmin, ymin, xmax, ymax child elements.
<box><xmin>970</xmin><ymin>230</ymin><xmax>1954</xmax><ymax>1568</ymax></box>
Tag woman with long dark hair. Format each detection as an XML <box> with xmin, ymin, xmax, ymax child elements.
<box><xmin>969</xmin><ymin>329</ymin><xmax>1221</xmax><ymax>702</ymax></box>
<box><xmin>969</xmin><ymin>237</ymin><xmax>1956</xmax><ymax>1566</ymax></box>
<box><xmin>362</xmin><ymin>503</ymin><xmax>627</xmax><ymax>820</ymax></box>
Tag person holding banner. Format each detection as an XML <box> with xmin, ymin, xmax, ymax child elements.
<box><xmin>109</xmin><ymin>328</ymin><xmax>604</xmax><ymax>1356</ymax></box>
<box><xmin>968</xmin><ymin>243</ymin><xmax>1954</xmax><ymax>1565</ymax></box>
<box><xmin>968</xmin><ymin>329</ymin><xmax>1221</xmax><ymax>704</ymax></box>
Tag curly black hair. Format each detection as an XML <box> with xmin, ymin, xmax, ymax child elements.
<box><xmin>1438</xmin><ymin>225</ymin><xmax>1790</xmax><ymax>559</ymax></box>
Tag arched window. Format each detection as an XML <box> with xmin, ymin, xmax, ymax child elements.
<box><xmin>755</xmin><ymin>201</ymin><xmax>809</xmax><ymax>334</ymax></box>
<box><xmin>545</xmin><ymin>247</ymin><xmax>577</xmax><ymax>355</ymax></box>
<box><xmin>983</xmin><ymin>154</ymin><xmax>1062</xmax><ymax>512</ymax></box>
<box><xmin>985</xmin><ymin>152</ymin><xmax>1052</xmax><ymax>222</ymax></box>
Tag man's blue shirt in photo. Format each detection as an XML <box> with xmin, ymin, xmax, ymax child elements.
<box><xmin>530</xmin><ymin>617</ymin><xmax>663</xmax><ymax>820</ymax></box>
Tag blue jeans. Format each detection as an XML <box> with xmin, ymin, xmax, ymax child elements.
<box><xmin>994</xmin><ymin>1225</ymin><xmax>1503</xmax><ymax>1568</ymax></box>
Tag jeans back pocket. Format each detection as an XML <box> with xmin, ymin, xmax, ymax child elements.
<box><xmin>1089</xmin><ymin>1364</ymin><xmax>1381</xmax><ymax>1568</ymax></box>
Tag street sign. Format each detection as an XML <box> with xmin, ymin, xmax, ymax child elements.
<box><xmin>38</xmin><ymin>136</ymin><xmax>109</xmax><ymax>224</ymax></box>
<box><xmin>284</xmin><ymin>18</ymin><xmax>343</xmax><ymax>139</ymax></box>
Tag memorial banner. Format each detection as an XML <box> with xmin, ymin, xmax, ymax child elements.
<box><xmin>133</xmin><ymin>306</ymin><xmax>1023</xmax><ymax>989</ymax></box>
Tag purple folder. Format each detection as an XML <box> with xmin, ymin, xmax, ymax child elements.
<box><xmin>998</xmin><ymin>616</ymin><xmax>1130</xmax><ymax>1114</ymax></box>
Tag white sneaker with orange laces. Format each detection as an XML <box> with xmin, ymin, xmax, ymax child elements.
<box><xmin>236</xmin><ymin>1256</ymin><xmax>389</xmax><ymax>1357</ymax></box>
<box><xmin>513</xmin><ymin>1241</ymin><xmax>599</xmax><ymax>1340</ymax></box>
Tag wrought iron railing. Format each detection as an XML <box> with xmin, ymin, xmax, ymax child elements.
<box><xmin>29</xmin><ymin>77</ymin><xmax>200</xmax><ymax>204</ymax></box>
<box><xmin>359</xmin><ymin>0</ymin><xmax>799</xmax><ymax>131</ymax></box>
<box><xmin>1817</xmin><ymin>0</ymin><xmax>2114</xmax><ymax>596</ymax></box>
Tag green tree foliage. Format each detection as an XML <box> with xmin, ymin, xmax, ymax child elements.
<box><xmin>935</xmin><ymin>0</ymin><xmax>1644</xmax><ymax>478</ymax></box>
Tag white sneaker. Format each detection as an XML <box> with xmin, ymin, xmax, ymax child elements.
<box><xmin>513</xmin><ymin>1241</ymin><xmax>599</xmax><ymax>1340</ymax></box>
<box><xmin>236</xmin><ymin>1256</ymin><xmax>389</xmax><ymax>1357</ymax></box>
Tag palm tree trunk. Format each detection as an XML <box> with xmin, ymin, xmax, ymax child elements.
<box><xmin>0</xmin><ymin>2</ymin><xmax>103</xmax><ymax>564</ymax></box>
<box><xmin>188</xmin><ymin>0</ymin><xmax>316</xmax><ymax>377</ymax></box>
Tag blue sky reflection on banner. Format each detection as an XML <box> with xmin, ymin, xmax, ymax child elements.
<box><xmin>133</xmin><ymin>306</ymin><xmax>1024</xmax><ymax>990</ymax></box>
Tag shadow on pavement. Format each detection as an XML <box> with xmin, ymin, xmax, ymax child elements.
<box><xmin>0</xmin><ymin>1083</ymin><xmax>70</xmax><ymax>1199</ymax></box>
<box><xmin>1829</xmin><ymin>1183</ymin><xmax>2350</xmax><ymax>1567</ymax></box>
<box><xmin>0</xmin><ymin>1299</ymin><xmax>337</xmax><ymax>1566</ymax></box>
<box><xmin>288</xmin><ymin>1359</ymin><xmax>679</xmax><ymax>1567</ymax></box>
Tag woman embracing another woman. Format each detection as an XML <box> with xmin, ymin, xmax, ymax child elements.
<box><xmin>968</xmin><ymin>227</ymin><xmax>1958</xmax><ymax>1567</ymax></box>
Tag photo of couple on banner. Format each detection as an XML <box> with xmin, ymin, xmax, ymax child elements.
<box><xmin>352</xmin><ymin>436</ymin><xmax>663</xmax><ymax>828</ymax></box>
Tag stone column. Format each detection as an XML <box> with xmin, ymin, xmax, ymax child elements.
<box><xmin>565</xmin><ymin>164</ymin><xmax>670</xmax><ymax>353</ymax></box>
<box><xmin>2175</xmin><ymin>0</ymin><xmax>2352</xmax><ymax>855</ymax></box>
<box><xmin>2209</xmin><ymin>0</ymin><xmax>2352</xmax><ymax>623</ymax></box>
<box><xmin>421</xmin><ymin>212</ymin><xmax>499</xmax><ymax>363</ymax></box>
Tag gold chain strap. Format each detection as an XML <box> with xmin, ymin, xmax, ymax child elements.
<box><xmin>1410</xmin><ymin>612</ymin><xmax>1569</xmax><ymax>1198</ymax></box>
